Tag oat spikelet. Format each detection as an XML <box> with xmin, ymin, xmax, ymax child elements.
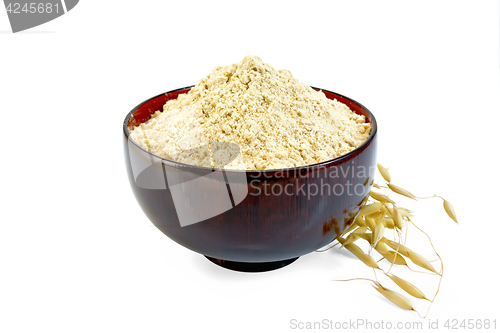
<box><xmin>390</xmin><ymin>207</ymin><xmax>413</xmax><ymax>218</ymax></box>
<box><xmin>392</xmin><ymin>206</ymin><xmax>403</xmax><ymax>230</ymax></box>
<box><xmin>388</xmin><ymin>184</ymin><xmax>417</xmax><ymax>200</ymax></box>
<box><xmin>372</xmin><ymin>222</ymin><xmax>385</xmax><ymax>248</ymax></box>
<box><xmin>372</xmin><ymin>283</ymin><xmax>414</xmax><ymax>311</ymax></box>
<box><xmin>357</xmin><ymin>232</ymin><xmax>371</xmax><ymax>243</ymax></box>
<box><xmin>346</xmin><ymin>244</ymin><xmax>379</xmax><ymax>269</ymax></box>
<box><xmin>397</xmin><ymin>207</ymin><xmax>413</xmax><ymax>217</ymax></box>
<box><xmin>377</xmin><ymin>163</ymin><xmax>391</xmax><ymax>182</ymax></box>
<box><xmin>352</xmin><ymin>226</ymin><xmax>368</xmax><ymax>235</ymax></box>
<box><xmin>341</xmin><ymin>223</ymin><xmax>359</xmax><ymax>236</ymax></box>
<box><xmin>366</xmin><ymin>217</ymin><xmax>377</xmax><ymax>231</ymax></box>
<box><xmin>381</xmin><ymin>218</ymin><xmax>395</xmax><ymax>229</ymax></box>
<box><xmin>338</xmin><ymin>237</ymin><xmax>379</xmax><ymax>269</ymax></box>
<box><xmin>343</xmin><ymin>233</ymin><xmax>362</xmax><ymax>247</ymax></box>
<box><xmin>360</xmin><ymin>203</ymin><xmax>383</xmax><ymax>216</ymax></box>
<box><xmin>385</xmin><ymin>273</ymin><xmax>427</xmax><ymax>300</ymax></box>
<box><xmin>443</xmin><ymin>200</ymin><xmax>458</xmax><ymax>223</ymax></box>
<box><xmin>408</xmin><ymin>251</ymin><xmax>438</xmax><ymax>274</ymax></box>
<box><xmin>382</xmin><ymin>251</ymin><xmax>407</xmax><ymax>265</ymax></box>
<box><xmin>383</xmin><ymin>238</ymin><xmax>411</xmax><ymax>257</ymax></box>
<box><xmin>374</xmin><ymin>241</ymin><xmax>389</xmax><ymax>254</ymax></box>
<box><xmin>373</xmin><ymin>242</ymin><xmax>405</xmax><ymax>265</ymax></box>
<box><xmin>365</xmin><ymin>211</ymin><xmax>383</xmax><ymax>221</ymax></box>
<box><xmin>355</xmin><ymin>215</ymin><xmax>366</xmax><ymax>227</ymax></box>
<box><xmin>370</xmin><ymin>191</ymin><xmax>396</xmax><ymax>205</ymax></box>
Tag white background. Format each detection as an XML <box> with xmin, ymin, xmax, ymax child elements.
<box><xmin>1</xmin><ymin>1</ymin><xmax>499</xmax><ymax>332</ymax></box>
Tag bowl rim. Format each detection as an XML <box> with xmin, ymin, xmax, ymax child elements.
<box><xmin>123</xmin><ymin>86</ymin><xmax>377</xmax><ymax>174</ymax></box>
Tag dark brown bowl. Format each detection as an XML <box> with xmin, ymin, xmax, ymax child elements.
<box><xmin>123</xmin><ymin>86</ymin><xmax>377</xmax><ymax>272</ymax></box>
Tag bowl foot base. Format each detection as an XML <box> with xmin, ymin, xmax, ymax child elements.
<box><xmin>204</xmin><ymin>256</ymin><xmax>299</xmax><ymax>272</ymax></box>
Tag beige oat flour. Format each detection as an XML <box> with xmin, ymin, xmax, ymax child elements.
<box><xmin>130</xmin><ymin>56</ymin><xmax>371</xmax><ymax>170</ymax></box>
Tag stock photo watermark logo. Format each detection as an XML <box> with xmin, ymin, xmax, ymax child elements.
<box><xmin>127</xmin><ymin>136</ymin><xmax>375</xmax><ymax>228</ymax></box>
<box><xmin>3</xmin><ymin>0</ymin><xmax>79</xmax><ymax>33</ymax></box>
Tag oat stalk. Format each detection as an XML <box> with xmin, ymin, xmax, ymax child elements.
<box><xmin>324</xmin><ymin>162</ymin><xmax>457</xmax><ymax>317</ymax></box>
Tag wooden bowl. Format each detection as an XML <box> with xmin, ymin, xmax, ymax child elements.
<box><xmin>123</xmin><ymin>87</ymin><xmax>377</xmax><ymax>272</ymax></box>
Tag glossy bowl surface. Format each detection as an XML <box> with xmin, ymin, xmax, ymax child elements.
<box><xmin>123</xmin><ymin>86</ymin><xmax>377</xmax><ymax>271</ymax></box>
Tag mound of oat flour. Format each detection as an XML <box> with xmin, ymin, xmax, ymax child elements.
<box><xmin>130</xmin><ymin>56</ymin><xmax>371</xmax><ymax>170</ymax></box>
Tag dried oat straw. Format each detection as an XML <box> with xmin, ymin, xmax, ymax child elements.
<box><xmin>130</xmin><ymin>55</ymin><xmax>371</xmax><ymax>170</ymax></box>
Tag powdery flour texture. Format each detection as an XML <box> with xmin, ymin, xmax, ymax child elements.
<box><xmin>130</xmin><ymin>56</ymin><xmax>371</xmax><ymax>170</ymax></box>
